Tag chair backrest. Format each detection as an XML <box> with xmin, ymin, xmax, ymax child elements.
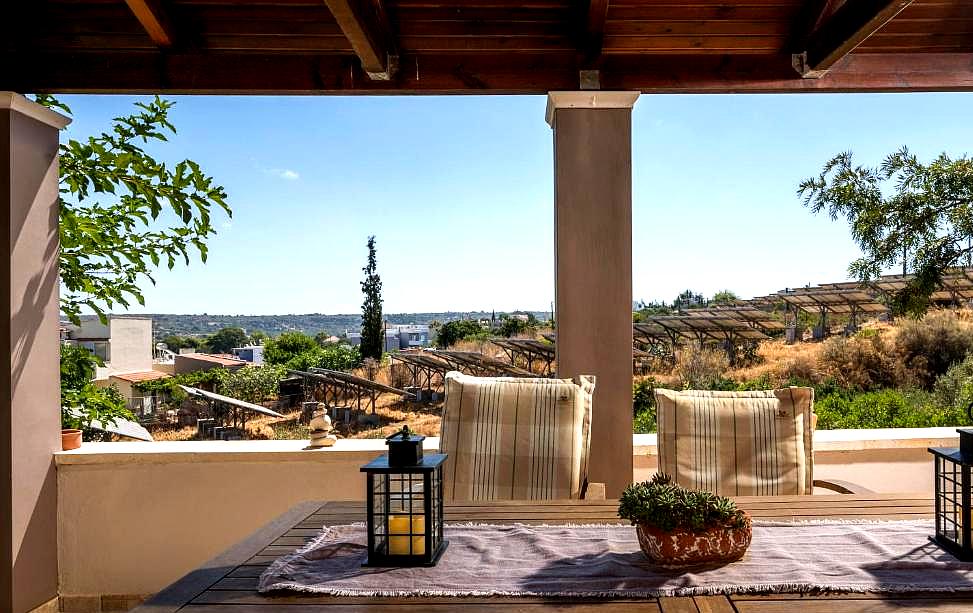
<box><xmin>655</xmin><ymin>388</ymin><xmax>815</xmax><ymax>496</ymax></box>
<box><xmin>439</xmin><ymin>371</ymin><xmax>595</xmax><ymax>501</ymax></box>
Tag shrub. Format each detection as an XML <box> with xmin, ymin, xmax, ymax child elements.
<box><xmin>60</xmin><ymin>344</ymin><xmax>135</xmax><ymax>432</ymax></box>
<box><xmin>734</xmin><ymin>374</ymin><xmax>774</xmax><ymax>391</ymax></box>
<box><xmin>264</xmin><ymin>332</ymin><xmax>318</xmax><ymax>365</ymax></box>
<box><xmin>205</xmin><ymin>326</ymin><xmax>248</xmax><ymax>354</ymax></box>
<box><xmin>895</xmin><ymin>310</ymin><xmax>973</xmax><ymax>389</ymax></box>
<box><xmin>817</xmin><ymin>334</ymin><xmax>901</xmax><ymax>391</ymax></box>
<box><xmin>672</xmin><ymin>344</ymin><xmax>732</xmax><ymax>390</ymax></box>
<box><xmin>814</xmin><ymin>388</ymin><xmax>965</xmax><ymax>429</ymax></box>
<box><xmin>284</xmin><ymin>344</ymin><xmax>362</xmax><ymax>372</ymax></box>
<box><xmin>633</xmin><ymin>377</ymin><xmax>657</xmax><ymax>433</ymax></box>
<box><xmin>435</xmin><ymin>320</ymin><xmax>487</xmax><ymax>349</ymax></box>
<box><xmin>932</xmin><ymin>354</ymin><xmax>973</xmax><ymax>410</ymax></box>
<box><xmin>779</xmin><ymin>353</ymin><xmax>820</xmax><ymax>386</ymax></box>
<box><xmin>497</xmin><ymin>314</ymin><xmax>537</xmax><ymax>338</ymax></box>
<box><xmin>734</xmin><ymin>341</ymin><xmax>763</xmax><ymax>368</ymax></box>
<box><xmin>633</xmin><ymin>410</ymin><xmax>656</xmax><ymax>434</ymax></box>
<box><xmin>214</xmin><ymin>364</ymin><xmax>287</xmax><ymax>404</ymax></box>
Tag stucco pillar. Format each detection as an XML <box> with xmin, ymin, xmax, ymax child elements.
<box><xmin>547</xmin><ymin>91</ymin><xmax>638</xmax><ymax>498</ymax></box>
<box><xmin>0</xmin><ymin>92</ymin><xmax>69</xmax><ymax>613</ymax></box>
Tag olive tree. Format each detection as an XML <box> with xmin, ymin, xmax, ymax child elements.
<box><xmin>35</xmin><ymin>95</ymin><xmax>231</xmax><ymax>323</ymax></box>
<box><xmin>800</xmin><ymin>148</ymin><xmax>973</xmax><ymax>316</ymax></box>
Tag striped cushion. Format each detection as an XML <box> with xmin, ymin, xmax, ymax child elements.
<box><xmin>655</xmin><ymin>388</ymin><xmax>815</xmax><ymax>496</ymax></box>
<box><xmin>440</xmin><ymin>371</ymin><xmax>595</xmax><ymax>501</ymax></box>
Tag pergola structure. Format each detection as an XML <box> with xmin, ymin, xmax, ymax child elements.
<box><xmin>635</xmin><ymin>314</ymin><xmax>771</xmax><ymax>364</ymax></box>
<box><xmin>178</xmin><ymin>384</ymin><xmax>285</xmax><ymax>439</ymax></box>
<box><xmin>772</xmin><ymin>286</ymin><xmax>888</xmax><ymax>335</ymax></box>
<box><xmin>683</xmin><ymin>306</ymin><xmax>787</xmax><ymax>335</ymax></box>
<box><xmin>3</xmin><ymin>2</ymin><xmax>972</xmax><ymax>609</ymax></box>
<box><xmin>750</xmin><ymin>268</ymin><xmax>973</xmax><ymax>336</ymax></box>
<box><xmin>289</xmin><ymin>367</ymin><xmax>414</xmax><ymax>414</ymax></box>
<box><xmin>491</xmin><ymin>338</ymin><xmax>557</xmax><ymax>375</ymax></box>
<box><xmin>391</xmin><ymin>349</ymin><xmax>534</xmax><ymax>391</ymax></box>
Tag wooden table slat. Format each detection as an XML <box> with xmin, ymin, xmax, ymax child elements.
<box><xmin>733</xmin><ymin>600</ymin><xmax>973</xmax><ymax>612</ymax></box>
<box><xmin>693</xmin><ymin>595</ymin><xmax>736</xmax><ymax>613</ymax></box>
<box><xmin>659</xmin><ymin>596</ymin><xmax>700</xmax><ymax>613</ymax></box>
<box><xmin>183</xmin><ymin>605</ymin><xmax>663</xmax><ymax>612</ymax></box>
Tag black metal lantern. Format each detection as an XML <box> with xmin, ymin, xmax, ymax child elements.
<box><xmin>929</xmin><ymin>426</ymin><xmax>973</xmax><ymax>561</ymax></box>
<box><xmin>360</xmin><ymin>426</ymin><xmax>448</xmax><ymax>567</ymax></box>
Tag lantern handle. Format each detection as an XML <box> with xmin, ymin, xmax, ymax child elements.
<box><xmin>386</xmin><ymin>425</ymin><xmax>412</xmax><ymax>441</ymax></box>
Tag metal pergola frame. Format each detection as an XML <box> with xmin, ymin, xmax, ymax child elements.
<box><xmin>289</xmin><ymin>368</ymin><xmax>414</xmax><ymax>415</ymax></box>
<box><xmin>390</xmin><ymin>349</ymin><xmax>539</xmax><ymax>392</ymax></box>
<box><xmin>178</xmin><ymin>385</ymin><xmax>284</xmax><ymax>437</ymax></box>
<box><xmin>490</xmin><ymin>339</ymin><xmax>556</xmax><ymax>375</ymax></box>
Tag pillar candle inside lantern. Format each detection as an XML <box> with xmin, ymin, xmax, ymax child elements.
<box><xmin>388</xmin><ymin>515</ymin><xmax>425</xmax><ymax>555</ymax></box>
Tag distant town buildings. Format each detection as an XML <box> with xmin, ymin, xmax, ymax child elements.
<box><xmin>173</xmin><ymin>352</ymin><xmax>247</xmax><ymax>375</ymax></box>
<box><xmin>384</xmin><ymin>323</ymin><xmax>431</xmax><ymax>352</ymax></box>
<box><xmin>344</xmin><ymin>324</ymin><xmax>432</xmax><ymax>352</ymax></box>
<box><xmin>232</xmin><ymin>345</ymin><xmax>264</xmax><ymax>365</ymax></box>
<box><xmin>62</xmin><ymin>316</ymin><xmax>154</xmax><ymax>380</ymax></box>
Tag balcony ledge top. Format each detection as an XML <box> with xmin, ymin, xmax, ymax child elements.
<box><xmin>55</xmin><ymin>437</ymin><xmax>441</xmax><ymax>466</ymax></box>
<box><xmin>55</xmin><ymin>427</ymin><xmax>961</xmax><ymax>466</ymax></box>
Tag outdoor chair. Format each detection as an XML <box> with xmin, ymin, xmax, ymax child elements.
<box><xmin>654</xmin><ymin>388</ymin><xmax>869</xmax><ymax>495</ymax></box>
<box><xmin>438</xmin><ymin>371</ymin><xmax>605</xmax><ymax>501</ymax></box>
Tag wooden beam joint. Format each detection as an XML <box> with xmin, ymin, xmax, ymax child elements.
<box><xmin>123</xmin><ymin>0</ymin><xmax>174</xmax><ymax>48</ymax></box>
<box><xmin>578</xmin><ymin>0</ymin><xmax>610</xmax><ymax>89</ymax></box>
<box><xmin>324</xmin><ymin>0</ymin><xmax>398</xmax><ymax>80</ymax></box>
<box><xmin>793</xmin><ymin>0</ymin><xmax>915</xmax><ymax>78</ymax></box>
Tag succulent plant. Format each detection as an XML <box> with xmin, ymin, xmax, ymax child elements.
<box><xmin>617</xmin><ymin>473</ymin><xmax>748</xmax><ymax>532</ymax></box>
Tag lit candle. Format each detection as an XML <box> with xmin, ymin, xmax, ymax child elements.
<box><xmin>388</xmin><ymin>515</ymin><xmax>425</xmax><ymax>555</ymax></box>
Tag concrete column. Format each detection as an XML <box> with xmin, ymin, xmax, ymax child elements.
<box><xmin>0</xmin><ymin>93</ymin><xmax>70</xmax><ymax>613</ymax></box>
<box><xmin>547</xmin><ymin>91</ymin><xmax>638</xmax><ymax>498</ymax></box>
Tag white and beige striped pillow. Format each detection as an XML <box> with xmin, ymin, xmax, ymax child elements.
<box><xmin>655</xmin><ymin>388</ymin><xmax>815</xmax><ymax>496</ymax></box>
<box><xmin>440</xmin><ymin>371</ymin><xmax>595</xmax><ymax>501</ymax></box>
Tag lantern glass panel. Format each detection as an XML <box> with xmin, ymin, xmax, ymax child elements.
<box><xmin>936</xmin><ymin>456</ymin><xmax>963</xmax><ymax>546</ymax></box>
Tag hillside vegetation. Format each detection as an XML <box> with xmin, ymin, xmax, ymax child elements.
<box><xmin>94</xmin><ymin>311</ymin><xmax>551</xmax><ymax>339</ymax></box>
<box><xmin>634</xmin><ymin>309</ymin><xmax>973</xmax><ymax>433</ymax></box>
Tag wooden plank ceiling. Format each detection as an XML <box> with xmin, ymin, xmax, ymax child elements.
<box><xmin>3</xmin><ymin>0</ymin><xmax>973</xmax><ymax>94</ymax></box>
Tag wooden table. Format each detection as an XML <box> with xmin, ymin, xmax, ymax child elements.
<box><xmin>135</xmin><ymin>494</ymin><xmax>973</xmax><ymax>612</ymax></box>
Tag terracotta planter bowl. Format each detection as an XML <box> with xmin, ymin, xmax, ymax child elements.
<box><xmin>635</xmin><ymin>512</ymin><xmax>752</xmax><ymax>569</ymax></box>
<box><xmin>61</xmin><ymin>429</ymin><xmax>82</xmax><ymax>451</ymax></box>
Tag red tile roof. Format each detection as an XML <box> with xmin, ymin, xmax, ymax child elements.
<box><xmin>109</xmin><ymin>371</ymin><xmax>170</xmax><ymax>384</ymax></box>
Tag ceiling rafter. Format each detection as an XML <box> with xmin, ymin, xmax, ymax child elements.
<box><xmin>787</xmin><ymin>0</ymin><xmax>839</xmax><ymax>53</ymax></box>
<box><xmin>792</xmin><ymin>0</ymin><xmax>915</xmax><ymax>77</ymax></box>
<box><xmin>323</xmin><ymin>0</ymin><xmax>398</xmax><ymax>80</ymax></box>
<box><xmin>579</xmin><ymin>0</ymin><xmax>610</xmax><ymax>89</ymax></box>
<box><xmin>123</xmin><ymin>0</ymin><xmax>174</xmax><ymax>48</ymax></box>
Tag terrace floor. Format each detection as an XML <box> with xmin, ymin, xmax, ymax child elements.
<box><xmin>136</xmin><ymin>497</ymin><xmax>968</xmax><ymax>613</ymax></box>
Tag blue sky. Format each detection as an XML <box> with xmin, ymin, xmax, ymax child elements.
<box><xmin>59</xmin><ymin>92</ymin><xmax>973</xmax><ymax>315</ymax></box>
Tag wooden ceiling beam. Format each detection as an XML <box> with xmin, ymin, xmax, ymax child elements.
<box><xmin>579</xmin><ymin>0</ymin><xmax>610</xmax><ymax>89</ymax></box>
<box><xmin>123</xmin><ymin>0</ymin><xmax>174</xmax><ymax>48</ymax></box>
<box><xmin>793</xmin><ymin>0</ymin><xmax>915</xmax><ymax>77</ymax></box>
<box><xmin>787</xmin><ymin>0</ymin><xmax>839</xmax><ymax>53</ymax></box>
<box><xmin>323</xmin><ymin>0</ymin><xmax>398</xmax><ymax>80</ymax></box>
<box><xmin>9</xmin><ymin>52</ymin><xmax>973</xmax><ymax>95</ymax></box>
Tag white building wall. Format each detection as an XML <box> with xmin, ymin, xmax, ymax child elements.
<box><xmin>98</xmin><ymin>318</ymin><xmax>153</xmax><ymax>378</ymax></box>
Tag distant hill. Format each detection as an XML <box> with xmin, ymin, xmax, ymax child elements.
<box><xmin>89</xmin><ymin>311</ymin><xmax>551</xmax><ymax>339</ymax></box>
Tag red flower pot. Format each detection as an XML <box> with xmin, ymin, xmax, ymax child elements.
<box><xmin>636</xmin><ymin>512</ymin><xmax>752</xmax><ymax>569</ymax></box>
<box><xmin>61</xmin><ymin>429</ymin><xmax>82</xmax><ymax>451</ymax></box>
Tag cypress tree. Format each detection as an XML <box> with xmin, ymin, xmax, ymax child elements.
<box><xmin>360</xmin><ymin>236</ymin><xmax>384</xmax><ymax>360</ymax></box>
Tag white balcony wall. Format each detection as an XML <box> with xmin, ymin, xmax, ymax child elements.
<box><xmin>56</xmin><ymin>429</ymin><xmax>956</xmax><ymax>606</ymax></box>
